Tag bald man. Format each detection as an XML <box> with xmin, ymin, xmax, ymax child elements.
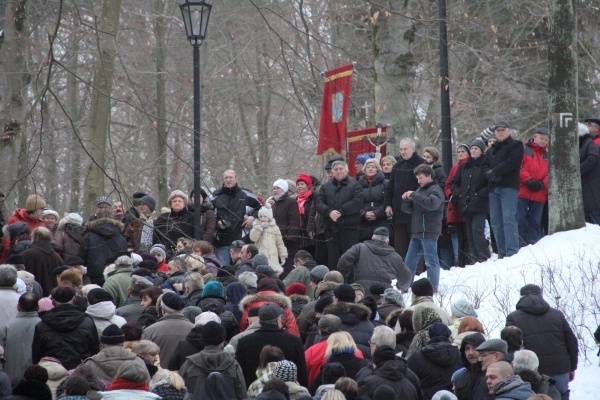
<box><xmin>486</xmin><ymin>361</ymin><xmax>534</xmax><ymax>399</ymax></box>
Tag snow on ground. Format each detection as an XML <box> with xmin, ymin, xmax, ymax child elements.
<box><xmin>414</xmin><ymin>223</ymin><xmax>600</xmax><ymax>399</ymax></box>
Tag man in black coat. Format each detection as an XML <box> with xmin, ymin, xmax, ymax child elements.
<box><xmin>316</xmin><ymin>160</ymin><xmax>364</xmax><ymax>269</ymax></box>
<box><xmin>482</xmin><ymin>121</ymin><xmax>524</xmax><ymax>259</ymax></box>
<box><xmin>384</xmin><ymin>138</ymin><xmax>426</xmax><ymax>259</ymax></box>
<box><xmin>32</xmin><ymin>285</ymin><xmax>100</xmax><ymax>370</ymax></box>
<box><xmin>236</xmin><ymin>303</ymin><xmax>307</xmax><ymax>388</ymax></box>
<box><xmin>506</xmin><ymin>284</ymin><xmax>578</xmax><ymax>400</ymax></box>
<box><xmin>452</xmin><ymin>332</ymin><xmax>488</xmax><ymax>400</ymax></box>
<box><xmin>21</xmin><ymin>227</ymin><xmax>63</xmax><ymax>296</ymax></box>
<box><xmin>578</xmin><ymin>125</ymin><xmax>600</xmax><ymax>224</ymax></box>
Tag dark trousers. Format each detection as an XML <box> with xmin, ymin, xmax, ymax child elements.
<box><xmin>314</xmin><ymin>233</ymin><xmax>328</xmax><ymax>265</ymax></box>
<box><xmin>325</xmin><ymin>228</ymin><xmax>360</xmax><ymax>270</ymax></box>
<box><xmin>393</xmin><ymin>222</ymin><xmax>412</xmax><ymax>260</ymax></box>
<box><xmin>465</xmin><ymin>213</ymin><xmax>491</xmax><ymax>262</ymax></box>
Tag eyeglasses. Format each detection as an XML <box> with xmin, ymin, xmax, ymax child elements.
<box><xmin>478</xmin><ymin>352</ymin><xmax>494</xmax><ymax>358</ymax></box>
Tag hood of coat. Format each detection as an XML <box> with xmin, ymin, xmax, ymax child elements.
<box><xmin>363</xmin><ymin>239</ymin><xmax>396</xmax><ymax>257</ymax></box>
<box><xmin>289</xmin><ymin>294</ymin><xmax>311</xmax><ymax>304</ymax></box>
<box><xmin>86</xmin><ymin>217</ymin><xmax>124</xmax><ymax>238</ymax></box>
<box><xmin>421</xmin><ymin>340</ymin><xmax>461</xmax><ymax>367</ymax></box>
<box><xmin>459</xmin><ymin>332</ymin><xmax>486</xmax><ymax>368</ymax></box>
<box><xmin>303</xmin><ymin>260</ymin><xmax>319</xmax><ymax>271</ymax></box>
<box><xmin>373</xmin><ymin>359</ymin><xmax>406</xmax><ymax>381</ymax></box>
<box><xmin>86</xmin><ymin>346</ymin><xmax>138</xmax><ymax>375</ymax></box>
<box><xmin>86</xmin><ymin>301</ymin><xmax>117</xmax><ymax>320</ymax></box>
<box><xmin>202</xmin><ymin>252</ymin><xmax>222</xmax><ymax>269</ymax></box>
<box><xmin>187</xmin><ymin>346</ymin><xmax>235</xmax><ymax>372</ymax></box>
<box><xmin>199</xmin><ymin>296</ymin><xmax>226</xmax><ymax>314</ymax></box>
<box><xmin>41</xmin><ymin>304</ymin><xmax>88</xmax><ymax>332</ymax></box>
<box><xmin>515</xmin><ymin>294</ymin><xmax>550</xmax><ymax>315</ymax></box>
<box><xmin>185</xmin><ymin>325</ymin><xmax>204</xmax><ymax>348</ymax></box>
<box><xmin>324</xmin><ymin>301</ymin><xmax>371</xmax><ymax>324</ymax></box>
<box><xmin>239</xmin><ymin>290</ymin><xmax>292</xmax><ymax>311</ymax></box>
<box><xmin>493</xmin><ymin>375</ymin><xmax>534</xmax><ymax>398</ymax></box>
<box><xmin>517</xmin><ymin>369</ymin><xmax>547</xmax><ymax>391</ymax></box>
<box><xmin>38</xmin><ymin>358</ymin><xmax>69</xmax><ymax>380</ymax></box>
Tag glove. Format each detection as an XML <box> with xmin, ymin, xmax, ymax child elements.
<box><xmin>280</xmin><ymin>257</ymin><xmax>286</xmax><ymax>266</ymax></box>
<box><xmin>486</xmin><ymin>170</ymin><xmax>502</xmax><ymax>183</ymax></box>
<box><xmin>526</xmin><ymin>179</ymin><xmax>544</xmax><ymax>191</ymax></box>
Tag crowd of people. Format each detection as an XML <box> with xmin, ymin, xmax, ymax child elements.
<box><xmin>0</xmin><ymin>117</ymin><xmax>595</xmax><ymax>399</ymax></box>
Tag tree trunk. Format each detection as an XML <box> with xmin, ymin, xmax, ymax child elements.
<box><xmin>0</xmin><ymin>0</ymin><xmax>30</xmax><ymax>209</ymax></box>
<box><xmin>154</xmin><ymin>0</ymin><xmax>169</xmax><ymax>207</ymax></box>
<box><xmin>82</xmin><ymin>0</ymin><xmax>122</xmax><ymax>217</ymax></box>
<box><xmin>67</xmin><ymin>34</ymin><xmax>82</xmax><ymax>212</ymax></box>
<box><xmin>547</xmin><ymin>0</ymin><xmax>584</xmax><ymax>233</ymax></box>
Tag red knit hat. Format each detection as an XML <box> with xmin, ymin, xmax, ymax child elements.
<box><xmin>296</xmin><ymin>173</ymin><xmax>312</xmax><ymax>189</ymax></box>
<box><xmin>285</xmin><ymin>282</ymin><xmax>307</xmax><ymax>296</ymax></box>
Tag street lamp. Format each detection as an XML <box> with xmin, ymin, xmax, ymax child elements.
<box><xmin>179</xmin><ymin>0</ymin><xmax>212</xmax><ymax>240</ymax></box>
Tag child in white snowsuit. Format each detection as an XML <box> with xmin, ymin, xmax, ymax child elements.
<box><xmin>249</xmin><ymin>203</ymin><xmax>288</xmax><ymax>276</ymax></box>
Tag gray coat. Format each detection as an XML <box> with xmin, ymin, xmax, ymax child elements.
<box><xmin>0</xmin><ymin>311</ymin><xmax>41</xmax><ymax>386</ymax></box>
<box><xmin>401</xmin><ymin>181</ymin><xmax>444</xmax><ymax>239</ymax></box>
<box><xmin>142</xmin><ymin>313</ymin><xmax>194</xmax><ymax>369</ymax></box>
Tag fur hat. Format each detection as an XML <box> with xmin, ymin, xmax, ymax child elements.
<box><xmin>150</xmin><ymin>244</ymin><xmax>167</xmax><ymax>260</ymax></box>
<box><xmin>432</xmin><ymin>390</ymin><xmax>458</xmax><ymax>400</ymax></box>
<box><xmin>253</xmin><ymin>254</ymin><xmax>270</xmax><ymax>269</ymax></box>
<box><xmin>411</xmin><ymin>278</ymin><xmax>434</xmax><ymax>297</ymax></box>
<box><xmin>334</xmin><ymin>283</ymin><xmax>356</xmax><ymax>303</ymax></box>
<box><xmin>273</xmin><ymin>179</ymin><xmax>289</xmax><ymax>193</ymax></box>
<box><xmin>274</xmin><ymin>360</ymin><xmax>297</xmax><ymax>382</ymax></box>
<box><xmin>255</xmin><ymin>264</ymin><xmax>276</xmax><ymax>278</ymax></box>
<box><xmin>295</xmin><ymin>173</ymin><xmax>312</xmax><ymax>188</ymax></box>
<box><xmin>94</xmin><ymin>196</ymin><xmax>113</xmax><ymax>207</ymax></box>
<box><xmin>202</xmin><ymin>281</ymin><xmax>225</xmax><ymax>298</ymax></box>
<box><xmin>238</xmin><ymin>271</ymin><xmax>258</xmax><ymax>289</ymax></box>
<box><xmin>115</xmin><ymin>255</ymin><xmax>133</xmax><ymax>269</ymax></box>
<box><xmin>161</xmin><ymin>292</ymin><xmax>185</xmax><ymax>311</ymax></box>
<box><xmin>201</xmin><ymin>321</ymin><xmax>226</xmax><ymax>346</ymax></box>
<box><xmin>285</xmin><ymin>282</ymin><xmax>306</xmax><ymax>296</ymax></box>
<box><xmin>25</xmin><ymin>195</ymin><xmax>46</xmax><ymax>212</ymax></box>
<box><xmin>129</xmin><ymin>275</ymin><xmax>153</xmax><ymax>293</ymax></box>
<box><xmin>167</xmin><ymin>190</ymin><xmax>188</xmax><ymax>205</ymax></box>
<box><xmin>195</xmin><ymin>311</ymin><xmax>221</xmax><ymax>326</ymax></box>
<box><xmin>382</xmin><ymin>288</ymin><xmax>405</xmax><ymax>307</ymax></box>
<box><xmin>101</xmin><ymin>324</ymin><xmax>125</xmax><ymax>345</ymax></box>
<box><xmin>310</xmin><ymin>265</ymin><xmax>329</xmax><ymax>284</ymax></box>
<box><xmin>139</xmin><ymin>195</ymin><xmax>156</xmax><ymax>211</ymax></box>
<box><xmin>520</xmin><ymin>284</ymin><xmax>542</xmax><ymax>296</ymax></box>
<box><xmin>258</xmin><ymin>204</ymin><xmax>273</xmax><ymax>220</ymax></box>
<box><xmin>451</xmin><ymin>298</ymin><xmax>475</xmax><ymax>318</ymax></box>
<box><xmin>59</xmin><ymin>213</ymin><xmax>83</xmax><ymax>229</ymax></box>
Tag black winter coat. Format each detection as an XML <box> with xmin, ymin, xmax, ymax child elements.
<box><xmin>32</xmin><ymin>304</ymin><xmax>100</xmax><ymax>370</ymax></box>
<box><xmin>271</xmin><ymin>192</ymin><xmax>300</xmax><ymax>241</ymax></box>
<box><xmin>78</xmin><ymin>217</ymin><xmax>127</xmax><ymax>284</ymax></box>
<box><xmin>454</xmin><ymin>332</ymin><xmax>488</xmax><ymax>400</ymax></box>
<box><xmin>400</xmin><ymin>181</ymin><xmax>445</xmax><ymax>239</ymax></box>
<box><xmin>384</xmin><ymin>152</ymin><xmax>426</xmax><ymax>224</ymax></box>
<box><xmin>323</xmin><ymin>302</ymin><xmax>374</xmax><ymax>358</ymax></box>
<box><xmin>316</xmin><ymin>176</ymin><xmax>364</xmax><ymax>229</ymax></box>
<box><xmin>506</xmin><ymin>294</ymin><xmax>578</xmax><ymax>376</ymax></box>
<box><xmin>310</xmin><ymin>352</ymin><xmax>369</xmax><ymax>393</ymax></box>
<box><xmin>358</xmin><ymin>171</ymin><xmax>388</xmax><ymax>240</ymax></box>
<box><xmin>407</xmin><ymin>339</ymin><xmax>462</xmax><ymax>400</ymax></box>
<box><xmin>198</xmin><ymin>296</ymin><xmax>239</xmax><ymax>341</ymax></box>
<box><xmin>357</xmin><ymin>359</ymin><xmax>420</xmax><ymax>400</ymax></box>
<box><xmin>168</xmin><ymin>325</ymin><xmax>205</xmax><ymax>371</ymax></box>
<box><xmin>450</xmin><ymin>156</ymin><xmax>489</xmax><ymax>216</ymax></box>
<box><xmin>154</xmin><ymin>208</ymin><xmax>195</xmax><ymax>256</ymax></box>
<box><xmin>210</xmin><ymin>185</ymin><xmax>262</xmax><ymax>247</ymax></box>
<box><xmin>578</xmin><ymin>134</ymin><xmax>600</xmax><ymax>213</ymax></box>
<box><xmin>482</xmin><ymin>135</ymin><xmax>524</xmax><ymax>189</ymax></box>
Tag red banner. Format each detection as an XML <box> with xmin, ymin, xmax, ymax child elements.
<box><xmin>316</xmin><ymin>64</ymin><xmax>354</xmax><ymax>156</ymax></box>
<box><xmin>347</xmin><ymin>126</ymin><xmax>388</xmax><ymax>177</ymax></box>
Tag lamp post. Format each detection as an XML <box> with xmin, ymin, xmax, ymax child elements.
<box><xmin>179</xmin><ymin>0</ymin><xmax>212</xmax><ymax>240</ymax></box>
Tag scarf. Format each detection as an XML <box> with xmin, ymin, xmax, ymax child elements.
<box><xmin>139</xmin><ymin>219</ymin><xmax>154</xmax><ymax>253</ymax></box>
<box><xmin>296</xmin><ymin>191</ymin><xmax>312</xmax><ymax>227</ymax></box>
<box><xmin>107</xmin><ymin>378</ymin><xmax>149</xmax><ymax>392</ymax></box>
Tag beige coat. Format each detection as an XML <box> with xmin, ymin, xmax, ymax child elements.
<box><xmin>249</xmin><ymin>219</ymin><xmax>287</xmax><ymax>275</ymax></box>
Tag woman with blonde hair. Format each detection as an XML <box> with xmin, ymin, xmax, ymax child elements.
<box><xmin>321</xmin><ymin>389</ymin><xmax>347</xmax><ymax>400</ymax></box>
<box><xmin>150</xmin><ymin>369</ymin><xmax>190</xmax><ymax>399</ymax></box>
<box><xmin>131</xmin><ymin>339</ymin><xmax>160</xmax><ymax>378</ymax></box>
<box><xmin>357</xmin><ymin>158</ymin><xmax>389</xmax><ymax>241</ymax></box>
<box><xmin>380</xmin><ymin>155</ymin><xmax>397</xmax><ymax>179</ymax></box>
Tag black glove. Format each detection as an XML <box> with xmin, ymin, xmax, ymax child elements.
<box><xmin>486</xmin><ymin>170</ymin><xmax>502</xmax><ymax>183</ymax></box>
<box><xmin>526</xmin><ymin>179</ymin><xmax>544</xmax><ymax>191</ymax></box>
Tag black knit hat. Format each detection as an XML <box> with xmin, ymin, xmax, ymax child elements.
<box><xmin>411</xmin><ymin>278</ymin><xmax>434</xmax><ymax>297</ymax></box>
<box><xmin>87</xmin><ymin>288</ymin><xmax>115</xmax><ymax>305</ymax></box>
<box><xmin>101</xmin><ymin>324</ymin><xmax>125</xmax><ymax>345</ymax></box>
<box><xmin>334</xmin><ymin>283</ymin><xmax>356</xmax><ymax>303</ymax></box>
<box><xmin>372</xmin><ymin>345</ymin><xmax>397</xmax><ymax>365</ymax></box>
<box><xmin>161</xmin><ymin>292</ymin><xmax>185</xmax><ymax>311</ymax></box>
<box><xmin>314</xmin><ymin>295</ymin><xmax>334</xmax><ymax>313</ymax></box>
<box><xmin>520</xmin><ymin>284</ymin><xmax>542</xmax><ymax>296</ymax></box>
<box><xmin>428</xmin><ymin>322</ymin><xmax>451</xmax><ymax>339</ymax></box>
<box><xmin>202</xmin><ymin>321</ymin><xmax>226</xmax><ymax>346</ymax></box>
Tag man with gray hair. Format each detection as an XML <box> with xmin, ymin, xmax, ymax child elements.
<box><xmin>0</xmin><ymin>264</ymin><xmax>21</xmax><ymax>332</ymax></box>
<box><xmin>21</xmin><ymin>226</ymin><xmax>63</xmax><ymax>296</ymax></box>
<box><xmin>316</xmin><ymin>160</ymin><xmax>364</xmax><ymax>269</ymax></box>
<box><xmin>183</xmin><ymin>271</ymin><xmax>205</xmax><ymax>307</ymax></box>
<box><xmin>513</xmin><ymin>349</ymin><xmax>561</xmax><ymax>400</ymax></box>
<box><xmin>337</xmin><ymin>226</ymin><xmax>412</xmax><ymax>294</ymax></box>
<box><xmin>384</xmin><ymin>138</ymin><xmax>426</xmax><ymax>259</ymax></box>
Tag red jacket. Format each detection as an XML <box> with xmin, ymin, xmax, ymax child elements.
<box><xmin>238</xmin><ymin>290</ymin><xmax>300</xmax><ymax>337</ymax></box>
<box><xmin>305</xmin><ymin>339</ymin><xmax>363</xmax><ymax>386</ymax></box>
<box><xmin>444</xmin><ymin>158</ymin><xmax>468</xmax><ymax>223</ymax></box>
<box><xmin>518</xmin><ymin>139</ymin><xmax>548</xmax><ymax>203</ymax></box>
<box><xmin>2</xmin><ymin>209</ymin><xmax>46</xmax><ymax>263</ymax></box>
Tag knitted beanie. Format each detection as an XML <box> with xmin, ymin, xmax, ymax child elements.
<box><xmin>273</xmin><ymin>360</ymin><xmax>297</xmax><ymax>382</ymax></box>
<box><xmin>150</xmin><ymin>244</ymin><xmax>167</xmax><ymax>260</ymax></box>
<box><xmin>273</xmin><ymin>179</ymin><xmax>289</xmax><ymax>193</ymax></box>
<box><xmin>202</xmin><ymin>281</ymin><xmax>225</xmax><ymax>299</ymax></box>
<box><xmin>201</xmin><ymin>321</ymin><xmax>226</xmax><ymax>346</ymax></box>
<box><xmin>258</xmin><ymin>204</ymin><xmax>273</xmax><ymax>220</ymax></box>
<box><xmin>334</xmin><ymin>283</ymin><xmax>356</xmax><ymax>303</ymax></box>
<box><xmin>295</xmin><ymin>173</ymin><xmax>312</xmax><ymax>188</ymax></box>
<box><xmin>309</xmin><ymin>265</ymin><xmax>329</xmax><ymax>284</ymax></box>
<box><xmin>451</xmin><ymin>299</ymin><xmax>474</xmax><ymax>318</ymax></box>
<box><xmin>257</xmin><ymin>277</ymin><xmax>279</xmax><ymax>293</ymax></box>
<box><xmin>101</xmin><ymin>324</ymin><xmax>125</xmax><ymax>345</ymax></box>
<box><xmin>94</xmin><ymin>196</ymin><xmax>113</xmax><ymax>206</ymax></box>
<box><xmin>428</xmin><ymin>322</ymin><xmax>451</xmax><ymax>339</ymax></box>
<box><xmin>139</xmin><ymin>195</ymin><xmax>156</xmax><ymax>211</ymax></box>
<box><xmin>161</xmin><ymin>292</ymin><xmax>185</xmax><ymax>311</ymax></box>
<box><xmin>285</xmin><ymin>282</ymin><xmax>306</xmax><ymax>296</ymax></box>
<box><xmin>411</xmin><ymin>278</ymin><xmax>434</xmax><ymax>297</ymax></box>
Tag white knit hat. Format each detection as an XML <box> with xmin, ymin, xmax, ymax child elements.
<box><xmin>273</xmin><ymin>179</ymin><xmax>289</xmax><ymax>193</ymax></box>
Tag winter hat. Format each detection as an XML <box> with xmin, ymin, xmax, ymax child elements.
<box><xmin>382</xmin><ymin>288</ymin><xmax>405</xmax><ymax>307</ymax></box>
<box><xmin>25</xmin><ymin>194</ymin><xmax>46</xmax><ymax>212</ymax></box>
<box><xmin>432</xmin><ymin>390</ymin><xmax>458</xmax><ymax>400</ymax></box>
<box><xmin>370</xmin><ymin>283</ymin><xmax>387</xmax><ymax>296</ymax></box>
<box><xmin>451</xmin><ymin>299</ymin><xmax>475</xmax><ymax>318</ymax></box>
<box><xmin>372</xmin><ymin>345</ymin><xmax>397</xmax><ymax>366</ymax></box>
<box><xmin>255</xmin><ymin>264</ymin><xmax>276</xmax><ymax>278</ymax></box>
<box><xmin>296</xmin><ymin>173</ymin><xmax>313</xmax><ymax>188</ymax></box>
<box><xmin>470</xmin><ymin>139</ymin><xmax>486</xmax><ymax>154</ymax></box>
<box><xmin>457</xmin><ymin>143</ymin><xmax>471</xmax><ymax>156</ymax></box>
<box><xmin>139</xmin><ymin>195</ymin><xmax>156</xmax><ymax>211</ymax></box>
<box><xmin>411</xmin><ymin>278</ymin><xmax>434</xmax><ymax>297</ymax></box>
<box><xmin>476</xmin><ymin>339</ymin><xmax>508</xmax><ymax>354</ymax></box>
<box><xmin>167</xmin><ymin>190</ymin><xmax>188</xmax><ymax>205</ymax></box>
<box><xmin>428</xmin><ymin>322</ymin><xmax>451</xmax><ymax>339</ymax></box>
<box><xmin>535</xmin><ymin>127</ymin><xmax>549</xmax><ymax>135</ymax></box>
<box><xmin>42</xmin><ymin>208</ymin><xmax>59</xmax><ymax>220</ymax></box>
<box><xmin>314</xmin><ymin>295</ymin><xmax>334</xmax><ymax>313</ymax></box>
<box><xmin>94</xmin><ymin>196</ymin><xmax>113</xmax><ymax>206</ymax></box>
<box><xmin>492</xmin><ymin>121</ymin><xmax>510</xmax><ymax>130</ymax></box>
<box><xmin>334</xmin><ymin>283</ymin><xmax>356</xmax><ymax>303</ymax></box>
<box><xmin>286</xmin><ymin>179</ymin><xmax>297</xmax><ymax>194</ymax></box>
<box><xmin>129</xmin><ymin>275</ymin><xmax>154</xmax><ymax>292</ymax></box>
<box><xmin>373</xmin><ymin>226</ymin><xmax>389</xmax><ymax>238</ymax></box>
<box><xmin>273</xmin><ymin>179</ymin><xmax>289</xmax><ymax>193</ymax></box>
<box><xmin>51</xmin><ymin>285</ymin><xmax>75</xmax><ymax>304</ymax></box>
<box><xmin>137</xmin><ymin>260</ymin><xmax>158</xmax><ymax>273</ymax></box>
<box><xmin>350</xmin><ymin>283</ymin><xmax>365</xmax><ymax>297</ymax></box>
<box><xmin>273</xmin><ymin>360</ymin><xmax>298</xmax><ymax>382</ymax></box>
<box><xmin>285</xmin><ymin>282</ymin><xmax>306</xmax><ymax>296</ymax></box>
<box><xmin>257</xmin><ymin>277</ymin><xmax>279</xmax><ymax>292</ymax></box>
<box><xmin>259</xmin><ymin>302</ymin><xmax>283</xmax><ymax>321</ymax></box>
<box><xmin>258</xmin><ymin>204</ymin><xmax>273</xmax><ymax>220</ymax></box>
<box><xmin>578</xmin><ymin>122</ymin><xmax>589</xmax><ymax>137</ymax></box>
<box><xmin>373</xmin><ymin>385</ymin><xmax>397</xmax><ymax>400</ymax></box>
<box><xmin>114</xmin><ymin>360</ymin><xmax>149</xmax><ymax>383</ymax></box>
<box><xmin>202</xmin><ymin>281</ymin><xmax>225</xmax><ymax>298</ymax></box>
<box><xmin>114</xmin><ymin>255</ymin><xmax>132</xmax><ymax>269</ymax></box>
<box><xmin>101</xmin><ymin>324</ymin><xmax>126</xmax><ymax>345</ymax></box>
<box><xmin>195</xmin><ymin>311</ymin><xmax>221</xmax><ymax>326</ymax></box>
<box><xmin>520</xmin><ymin>284</ymin><xmax>542</xmax><ymax>296</ymax></box>
<box><xmin>480</xmin><ymin>125</ymin><xmax>495</xmax><ymax>142</ymax></box>
<box><xmin>161</xmin><ymin>292</ymin><xmax>185</xmax><ymax>311</ymax></box>
<box><xmin>356</xmin><ymin>153</ymin><xmax>374</xmax><ymax>165</ymax></box>
<box><xmin>253</xmin><ymin>254</ymin><xmax>270</xmax><ymax>269</ymax></box>
<box><xmin>150</xmin><ymin>244</ymin><xmax>167</xmax><ymax>260</ymax></box>
<box><xmin>310</xmin><ymin>265</ymin><xmax>329</xmax><ymax>284</ymax></box>
<box><xmin>59</xmin><ymin>213</ymin><xmax>83</xmax><ymax>228</ymax></box>
<box><xmin>202</xmin><ymin>321</ymin><xmax>226</xmax><ymax>346</ymax></box>
<box><xmin>238</xmin><ymin>271</ymin><xmax>258</xmax><ymax>289</ymax></box>
<box><xmin>87</xmin><ymin>288</ymin><xmax>115</xmax><ymax>305</ymax></box>
<box><xmin>6</xmin><ymin>254</ymin><xmax>24</xmax><ymax>266</ymax></box>
<box><xmin>321</xmin><ymin>362</ymin><xmax>346</xmax><ymax>384</ymax></box>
